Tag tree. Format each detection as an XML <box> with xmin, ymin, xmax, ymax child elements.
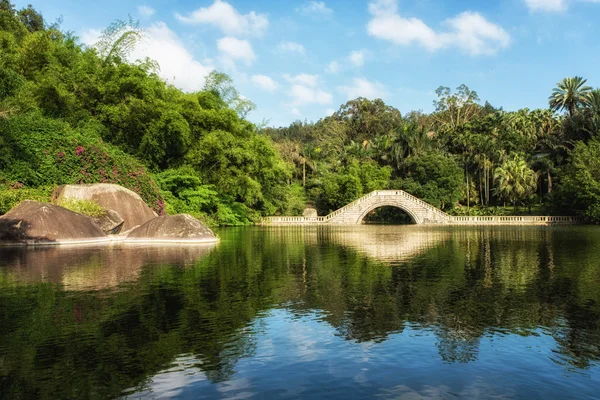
<box><xmin>549</xmin><ymin>76</ymin><xmax>592</xmax><ymax>116</ymax></box>
<box><xmin>203</xmin><ymin>71</ymin><xmax>255</xmax><ymax>118</ymax></box>
<box><xmin>558</xmin><ymin>138</ymin><xmax>600</xmax><ymax>221</ymax></box>
<box><xmin>0</xmin><ymin>0</ymin><xmax>14</xmax><ymax>13</ymax></box>
<box><xmin>17</xmin><ymin>4</ymin><xmax>43</xmax><ymax>32</ymax></box>
<box><xmin>493</xmin><ymin>155</ymin><xmax>538</xmax><ymax>209</ymax></box>
<box><xmin>94</xmin><ymin>17</ymin><xmax>143</xmax><ymax>64</ymax></box>
<box><xmin>433</xmin><ymin>84</ymin><xmax>481</xmax><ymax>130</ymax></box>
<box><xmin>392</xmin><ymin>151</ymin><xmax>463</xmax><ymax>210</ymax></box>
<box><xmin>331</xmin><ymin>97</ymin><xmax>402</xmax><ymax>142</ymax></box>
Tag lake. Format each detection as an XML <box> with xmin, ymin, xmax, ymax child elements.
<box><xmin>0</xmin><ymin>226</ymin><xmax>599</xmax><ymax>399</ymax></box>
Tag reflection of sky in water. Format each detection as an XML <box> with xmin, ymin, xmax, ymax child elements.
<box><xmin>129</xmin><ymin>309</ymin><xmax>600</xmax><ymax>400</ymax></box>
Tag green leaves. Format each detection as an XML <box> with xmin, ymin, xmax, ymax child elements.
<box><xmin>549</xmin><ymin>76</ymin><xmax>593</xmax><ymax>116</ymax></box>
<box><xmin>493</xmin><ymin>154</ymin><xmax>538</xmax><ymax>208</ymax></box>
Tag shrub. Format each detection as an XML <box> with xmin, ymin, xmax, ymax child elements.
<box><xmin>0</xmin><ymin>185</ymin><xmax>51</xmax><ymax>214</ymax></box>
<box><xmin>0</xmin><ymin>113</ymin><xmax>165</xmax><ymax>214</ymax></box>
<box><xmin>57</xmin><ymin>198</ymin><xmax>105</xmax><ymax>218</ymax></box>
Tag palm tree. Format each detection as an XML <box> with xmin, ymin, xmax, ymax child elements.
<box><xmin>549</xmin><ymin>76</ymin><xmax>592</xmax><ymax>116</ymax></box>
<box><xmin>494</xmin><ymin>155</ymin><xmax>538</xmax><ymax>210</ymax></box>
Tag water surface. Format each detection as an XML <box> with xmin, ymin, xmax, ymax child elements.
<box><xmin>0</xmin><ymin>226</ymin><xmax>599</xmax><ymax>399</ymax></box>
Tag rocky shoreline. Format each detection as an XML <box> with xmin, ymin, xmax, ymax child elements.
<box><xmin>0</xmin><ymin>184</ymin><xmax>219</xmax><ymax>246</ymax></box>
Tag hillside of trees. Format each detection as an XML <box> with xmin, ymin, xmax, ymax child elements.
<box><xmin>1</xmin><ymin>2</ymin><xmax>600</xmax><ymax>224</ymax></box>
<box><xmin>265</xmin><ymin>80</ymin><xmax>600</xmax><ymax>221</ymax></box>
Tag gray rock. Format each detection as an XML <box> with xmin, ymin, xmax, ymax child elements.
<box><xmin>0</xmin><ymin>201</ymin><xmax>107</xmax><ymax>245</ymax></box>
<box><xmin>52</xmin><ymin>184</ymin><xmax>156</xmax><ymax>231</ymax></box>
<box><xmin>126</xmin><ymin>214</ymin><xmax>218</xmax><ymax>243</ymax></box>
<box><xmin>93</xmin><ymin>209</ymin><xmax>124</xmax><ymax>235</ymax></box>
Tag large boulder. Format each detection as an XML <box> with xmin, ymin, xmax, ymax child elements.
<box><xmin>51</xmin><ymin>184</ymin><xmax>156</xmax><ymax>231</ymax></box>
<box><xmin>127</xmin><ymin>214</ymin><xmax>218</xmax><ymax>243</ymax></box>
<box><xmin>0</xmin><ymin>201</ymin><xmax>107</xmax><ymax>245</ymax></box>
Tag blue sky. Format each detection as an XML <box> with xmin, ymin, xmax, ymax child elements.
<box><xmin>15</xmin><ymin>0</ymin><xmax>600</xmax><ymax>127</ymax></box>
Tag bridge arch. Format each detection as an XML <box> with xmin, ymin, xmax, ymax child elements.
<box><xmin>357</xmin><ymin>201</ymin><xmax>423</xmax><ymax>225</ymax></box>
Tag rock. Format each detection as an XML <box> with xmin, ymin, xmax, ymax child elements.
<box><xmin>51</xmin><ymin>184</ymin><xmax>156</xmax><ymax>231</ymax></box>
<box><xmin>0</xmin><ymin>201</ymin><xmax>107</xmax><ymax>245</ymax></box>
<box><xmin>302</xmin><ymin>208</ymin><xmax>318</xmax><ymax>217</ymax></box>
<box><xmin>93</xmin><ymin>209</ymin><xmax>124</xmax><ymax>235</ymax></box>
<box><xmin>127</xmin><ymin>214</ymin><xmax>218</xmax><ymax>243</ymax></box>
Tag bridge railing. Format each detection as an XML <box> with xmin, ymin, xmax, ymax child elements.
<box><xmin>263</xmin><ymin>216</ymin><xmax>326</xmax><ymax>224</ymax></box>
<box><xmin>450</xmin><ymin>215</ymin><xmax>583</xmax><ymax>224</ymax></box>
<box><xmin>373</xmin><ymin>190</ymin><xmax>451</xmax><ymax>220</ymax></box>
<box><xmin>322</xmin><ymin>191</ymin><xmax>379</xmax><ymax>221</ymax></box>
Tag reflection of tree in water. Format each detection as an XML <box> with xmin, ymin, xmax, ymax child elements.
<box><xmin>434</xmin><ymin>324</ymin><xmax>481</xmax><ymax>363</ymax></box>
<box><xmin>1</xmin><ymin>226</ymin><xmax>600</xmax><ymax>398</ymax></box>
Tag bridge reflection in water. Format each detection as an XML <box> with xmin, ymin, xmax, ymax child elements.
<box><xmin>261</xmin><ymin>225</ymin><xmax>451</xmax><ymax>264</ymax></box>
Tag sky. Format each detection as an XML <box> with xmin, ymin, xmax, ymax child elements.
<box><xmin>15</xmin><ymin>0</ymin><xmax>600</xmax><ymax>127</ymax></box>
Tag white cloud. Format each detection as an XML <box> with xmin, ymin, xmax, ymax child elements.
<box><xmin>176</xmin><ymin>0</ymin><xmax>268</xmax><ymax>37</ymax></box>
<box><xmin>217</xmin><ymin>37</ymin><xmax>256</xmax><ymax>65</ymax></box>
<box><xmin>81</xmin><ymin>22</ymin><xmax>213</xmax><ymax>92</ymax></box>
<box><xmin>277</xmin><ymin>41</ymin><xmax>305</xmax><ymax>54</ymax></box>
<box><xmin>81</xmin><ymin>29</ymin><xmax>101</xmax><ymax>46</ymax></box>
<box><xmin>284</xmin><ymin>73</ymin><xmax>320</xmax><ymax>87</ymax></box>
<box><xmin>138</xmin><ymin>5</ymin><xmax>155</xmax><ymax>17</ymax></box>
<box><xmin>292</xmin><ymin>107</ymin><xmax>302</xmax><ymax>116</ymax></box>
<box><xmin>296</xmin><ymin>1</ymin><xmax>333</xmax><ymax>16</ymax></box>
<box><xmin>524</xmin><ymin>0</ymin><xmax>600</xmax><ymax>12</ymax></box>
<box><xmin>339</xmin><ymin>77</ymin><xmax>386</xmax><ymax>100</ymax></box>
<box><xmin>325</xmin><ymin>61</ymin><xmax>340</xmax><ymax>74</ymax></box>
<box><xmin>367</xmin><ymin>0</ymin><xmax>510</xmax><ymax>56</ymax></box>
<box><xmin>325</xmin><ymin>108</ymin><xmax>336</xmax><ymax>116</ymax></box>
<box><xmin>289</xmin><ymin>84</ymin><xmax>333</xmax><ymax>106</ymax></box>
<box><xmin>251</xmin><ymin>74</ymin><xmax>278</xmax><ymax>92</ymax></box>
<box><xmin>524</xmin><ymin>0</ymin><xmax>567</xmax><ymax>12</ymax></box>
<box><xmin>348</xmin><ymin>50</ymin><xmax>366</xmax><ymax>67</ymax></box>
<box><xmin>283</xmin><ymin>74</ymin><xmax>332</xmax><ymax>106</ymax></box>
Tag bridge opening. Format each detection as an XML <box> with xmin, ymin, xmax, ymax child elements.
<box><xmin>361</xmin><ymin>206</ymin><xmax>416</xmax><ymax>225</ymax></box>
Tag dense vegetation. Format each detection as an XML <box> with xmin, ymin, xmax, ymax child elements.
<box><xmin>0</xmin><ymin>2</ymin><xmax>297</xmax><ymax>224</ymax></box>
<box><xmin>265</xmin><ymin>80</ymin><xmax>600</xmax><ymax>220</ymax></box>
<box><xmin>1</xmin><ymin>1</ymin><xmax>599</xmax><ymax>223</ymax></box>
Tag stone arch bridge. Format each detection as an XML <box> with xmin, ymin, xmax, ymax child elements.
<box><xmin>263</xmin><ymin>190</ymin><xmax>579</xmax><ymax>226</ymax></box>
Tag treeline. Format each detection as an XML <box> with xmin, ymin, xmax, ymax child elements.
<box><xmin>265</xmin><ymin>81</ymin><xmax>600</xmax><ymax>221</ymax></box>
<box><xmin>0</xmin><ymin>1</ymin><xmax>302</xmax><ymax>225</ymax></box>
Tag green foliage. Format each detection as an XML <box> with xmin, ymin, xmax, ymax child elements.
<box><xmin>58</xmin><ymin>198</ymin><xmax>105</xmax><ymax>217</ymax></box>
<box><xmin>0</xmin><ymin>185</ymin><xmax>50</xmax><ymax>214</ymax></box>
<box><xmin>0</xmin><ymin>113</ymin><xmax>164</xmax><ymax>213</ymax></box>
<box><xmin>16</xmin><ymin>4</ymin><xmax>44</xmax><ymax>32</ymax></box>
<box><xmin>313</xmin><ymin>159</ymin><xmax>391</xmax><ymax>213</ymax></box>
<box><xmin>549</xmin><ymin>76</ymin><xmax>592</xmax><ymax>116</ymax></box>
<box><xmin>558</xmin><ymin>138</ymin><xmax>600</xmax><ymax>222</ymax></box>
<box><xmin>203</xmin><ymin>71</ymin><xmax>255</xmax><ymax>118</ymax></box>
<box><xmin>0</xmin><ymin>8</ymin><xmax>293</xmax><ymax>224</ymax></box>
<box><xmin>493</xmin><ymin>155</ymin><xmax>538</xmax><ymax>208</ymax></box>
<box><xmin>94</xmin><ymin>17</ymin><xmax>142</xmax><ymax>63</ymax></box>
<box><xmin>392</xmin><ymin>151</ymin><xmax>463</xmax><ymax>210</ymax></box>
